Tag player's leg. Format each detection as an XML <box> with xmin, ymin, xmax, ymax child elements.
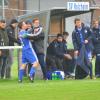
<box><xmin>27</xmin><ymin>48</ymin><xmax>39</xmax><ymax>82</ymax></box>
<box><xmin>18</xmin><ymin>64</ymin><xmax>26</xmax><ymax>82</ymax></box>
<box><xmin>18</xmin><ymin>52</ymin><xmax>27</xmax><ymax>82</ymax></box>
<box><xmin>29</xmin><ymin>61</ymin><xmax>39</xmax><ymax>82</ymax></box>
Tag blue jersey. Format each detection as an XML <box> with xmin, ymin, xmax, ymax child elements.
<box><xmin>18</xmin><ymin>30</ymin><xmax>32</xmax><ymax>51</ymax></box>
<box><xmin>18</xmin><ymin>29</ymin><xmax>38</xmax><ymax>64</ymax></box>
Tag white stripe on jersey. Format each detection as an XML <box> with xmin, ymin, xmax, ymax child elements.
<box><xmin>29</xmin><ymin>41</ymin><xmax>38</xmax><ymax>62</ymax></box>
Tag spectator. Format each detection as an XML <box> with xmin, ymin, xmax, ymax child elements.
<box><xmin>46</xmin><ymin>33</ymin><xmax>72</xmax><ymax>76</ymax></box>
<box><xmin>6</xmin><ymin>19</ymin><xmax>20</xmax><ymax>46</ymax></box>
<box><xmin>72</xmin><ymin>18</ymin><xmax>93</xmax><ymax>79</ymax></box>
<box><xmin>92</xmin><ymin>19</ymin><xmax>100</xmax><ymax>78</ymax></box>
<box><xmin>31</xmin><ymin>18</ymin><xmax>47</xmax><ymax>80</ymax></box>
<box><xmin>0</xmin><ymin>19</ymin><xmax>9</xmax><ymax>79</ymax></box>
<box><xmin>63</xmin><ymin>32</ymin><xmax>69</xmax><ymax>41</ymax></box>
<box><xmin>63</xmin><ymin>32</ymin><xmax>75</xmax><ymax>78</ymax></box>
<box><xmin>6</xmin><ymin>19</ymin><xmax>20</xmax><ymax>78</ymax></box>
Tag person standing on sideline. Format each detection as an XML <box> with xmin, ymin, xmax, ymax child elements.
<box><xmin>0</xmin><ymin>19</ymin><xmax>9</xmax><ymax>79</ymax></box>
<box><xmin>72</xmin><ymin>18</ymin><xmax>93</xmax><ymax>79</ymax></box>
<box><xmin>18</xmin><ymin>21</ymin><xmax>39</xmax><ymax>83</ymax></box>
<box><xmin>62</xmin><ymin>32</ymin><xmax>75</xmax><ymax>78</ymax></box>
<box><xmin>6</xmin><ymin>19</ymin><xmax>20</xmax><ymax>78</ymax></box>
<box><xmin>92</xmin><ymin>19</ymin><xmax>100</xmax><ymax>78</ymax></box>
<box><xmin>31</xmin><ymin>18</ymin><xmax>47</xmax><ymax>80</ymax></box>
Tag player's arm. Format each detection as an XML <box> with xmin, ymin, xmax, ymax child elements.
<box><xmin>19</xmin><ymin>27</ymin><xmax>43</xmax><ymax>39</ymax></box>
<box><xmin>18</xmin><ymin>31</ymin><xmax>32</xmax><ymax>38</ymax></box>
<box><xmin>25</xmin><ymin>27</ymin><xmax>43</xmax><ymax>37</ymax></box>
<box><xmin>18</xmin><ymin>34</ymin><xmax>28</xmax><ymax>38</ymax></box>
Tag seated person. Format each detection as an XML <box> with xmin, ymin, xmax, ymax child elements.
<box><xmin>46</xmin><ymin>33</ymin><xmax>72</xmax><ymax>77</ymax></box>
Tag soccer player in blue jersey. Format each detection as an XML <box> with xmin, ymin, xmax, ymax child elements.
<box><xmin>18</xmin><ymin>21</ymin><xmax>39</xmax><ymax>83</ymax></box>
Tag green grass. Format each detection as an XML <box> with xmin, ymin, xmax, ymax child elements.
<box><xmin>0</xmin><ymin>79</ymin><xmax>100</xmax><ymax>100</ymax></box>
<box><xmin>0</xmin><ymin>50</ymin><xmax>100</xmax><ymax>100</ymax></box>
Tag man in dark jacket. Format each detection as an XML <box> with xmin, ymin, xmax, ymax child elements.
<box><xmin>92</xmin><ymin>19</ymin><xmax>100</xmax><ymax>78</ymax></box>
<box><xmin>46</xmin><ymin>34</ymin><xmax>72</xmax><ymax>75</ymax></box>
<box><xmin>31</xmin><ymin>18</ymin><xmax>47</xmax><ymax>80</ymax></box>
<box><xmin>6</xmin><ymin>19</ymin><xmax>20</xmax><ymax>46</ymax></box>
<box><xmin>72</xmin><ymin>18</ymin><xmax>93</xmax><ymax>79</ymax></box>
<box><xmin>6</xmin><ymin>19</ymin><xmax>20</xmax><ymax>78</ymax></box>
<box><xmin>0</xmin><ymin>19</ymin><xmax>9</xmax><ymax>79</ymax></box>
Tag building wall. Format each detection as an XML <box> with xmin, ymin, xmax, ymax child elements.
<box><xmin>26</xmin><ymin>0</ymin><xmax>100</xmax><ymax>19</ymax></box>
<box><xmin>25</xmin><ymin>0</ymin><xmax>100</xmax><ymax>11</ymax></box>
<box><xmin>26</xmin><ymin>0</ymin><xmax>39</xmax><ymax>13</ymax></box>
<box><xmin>40</xmin><ymin>0</ymin><xmax>68</xmax><ymax>11</ymax></box>
<box><xmin>2</xmin><ymin>0</ymin><xmax>100</xmax><ymax>20</ymax></box>
<box><xmin>1</xmin><ymin>0</ymin><xmax>25</xmax><ymax>20</ymax></box>
<box><xmin>93</xmin><ymin>9</ymin><xmax>100</xmax><ymax>20</ymax></box>
<box><xmin>26</xmin><ymin>0</ymin><xmax>72</xmax><ymax>12</ymax></box>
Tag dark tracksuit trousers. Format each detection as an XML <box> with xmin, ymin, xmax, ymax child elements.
<box><xmin>95</xmin><ymin>55</ymin><xmax>100</xmax><ymax>77</ymax></box>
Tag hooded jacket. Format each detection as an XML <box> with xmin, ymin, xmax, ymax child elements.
<box><xmin>6</xmin><ymin>25</ymin><xmax>20</xmax><ymax>46</ymax></box>
<box><xmin>72</xmin><ymin>26</ymin><xmax>94</xmax><ymax>51</ymax></box>
<box><xmin>0</xmin><ymin>28</ymin><xmax>9</xmax><ymax>56</ymax></box>
<box><xmin>92</xmin><ymin>27</ymin><xmax>100</xmax><ymax>54</ymax></box>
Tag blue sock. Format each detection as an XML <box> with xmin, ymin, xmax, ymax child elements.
<box><xmin>29</xmin><ymin>67</ymin><xmax>35</xmax><ymax>78</ymax></box>
<box><xmin>19</xmin><ymin>69</ymin><xmax>24</xmax><ymax>81</ymax></box>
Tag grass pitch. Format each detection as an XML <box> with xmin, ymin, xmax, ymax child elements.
<box><xmin>0</xmin><ymin>78</ymin><xmax>100</xmax><ymax>100</ymax></box>
<box><xmin>0</xmin><ymin>50</ymin><xmax>100</xmax><ymax>100</ymax></box>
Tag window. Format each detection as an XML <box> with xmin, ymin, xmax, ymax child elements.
<box><xmin>0</xmin><ymin>0</ymin><xmax>8</xmax><ymax>6</ymax></box>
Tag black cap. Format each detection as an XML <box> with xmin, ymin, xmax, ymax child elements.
<box><xmin>25</xmin><ymin>20</ymin><xmax>32</xmax><ymax>24</ymax></box>
<box><xmin>0</xmin><ymin>19</ymin><xmax>5</xmax><ymax>23</ymax></box>
<box><xmin>10</xmin><ymin>19</ymin><xmax>18</xmax><ymax>24</ymax></box>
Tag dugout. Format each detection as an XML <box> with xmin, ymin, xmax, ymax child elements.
<box><xmin>17</xmin><ymin>7</ymin><xmax>98</xmax><ymax>78</ymax></box>
<box><xmin>17</xmin><ymin>7</ymin><xmax>97</xmax><ymax>55</ymax></box>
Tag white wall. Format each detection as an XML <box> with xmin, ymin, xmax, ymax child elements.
<box><xmin>26</xmin><ymin>0</ymin><xmax>76</xmax><ymax>12</ymax></box>
<box><xmin>26</xmin><ymin>0</ymin><xmax>39</xmax><ymax>13</ymax></box>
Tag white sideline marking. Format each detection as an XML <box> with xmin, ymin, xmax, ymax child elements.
<box><xmin>0</xmin><ymin>46</ymin><xmax>22</xmax><ymax>49</ymax></box>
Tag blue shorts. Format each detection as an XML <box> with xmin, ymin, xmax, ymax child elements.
<box><xmin>22</xmin><ymin>48</ymin><xmax>38</xmax><ymax>64</ymax></box>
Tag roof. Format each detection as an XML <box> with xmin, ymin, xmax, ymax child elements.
<box><xmin>18</xmin><ymin>7</ymin><xmax>99</xmax><ymax>20</ymax></box>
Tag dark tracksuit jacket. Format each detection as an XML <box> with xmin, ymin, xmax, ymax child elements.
<box><xmin>72</xmin><ymin>26</ymin><xmax>94</xmax><ymax>51</ymax></box>
<box><xmin>31</xmin><ymin>26</ymin><xmax>44</xmax><ymax>55</ymax></box>
<box><xmin>0</xmin><ymin>28</ymin><xmax>9</xmax><ymax>56</ymax></box>
<box><xmin>47</xmin><ymin>39</ymin><xmax>67</xmax><ymax>59</ymax></box>
<box><xmin>30</xmin><ymin>25</ymin><xmax>46</xmax><ymax>78</ymax></box>
<box><xmin>6</xmin><ymin>25</ymin><xmax>20</xmax><ymax>46</ymax></box>
<box><xmin>72</xmin><ymin>26</ymin><xmax>93</xmax><ymax>79</ymax></box>
<box><xmin>46</xmin><ymin>39</ymin><xmax>67</xmax><ymax>71</ymax></box>
<box><xmin>92</xmin><ymin>27</ymin><xmax>100</xmax><ymax>76</ymax></box>
<box><xmin>92</xmin><ymin>27</ymin><xmax>100</xmax><ymax>54</ymax></box>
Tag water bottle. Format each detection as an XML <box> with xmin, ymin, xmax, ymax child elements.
<box><xmin>52</xmin><ymin>72</ymin><xmax>55</xmax><ymax>80</ymax></box>
<box><xmin>57</xmin><ymin>72</ymin><xmax>61</xmax><ymax>80</ymax></box>
<box><xmin>54</xmin><ymin>72</ymin><xmax>58</xmax><ymax>80</ymax></box>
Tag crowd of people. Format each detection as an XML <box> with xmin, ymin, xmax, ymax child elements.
<box><xmin>0</xmin><ymin>17</ymin><xmax>100</xmax><ymax>82</ymax></box>
<box><xmin>0</xmin><ymin>19</ymin><xmax>20</xmax><ymax>79</ymax></box>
